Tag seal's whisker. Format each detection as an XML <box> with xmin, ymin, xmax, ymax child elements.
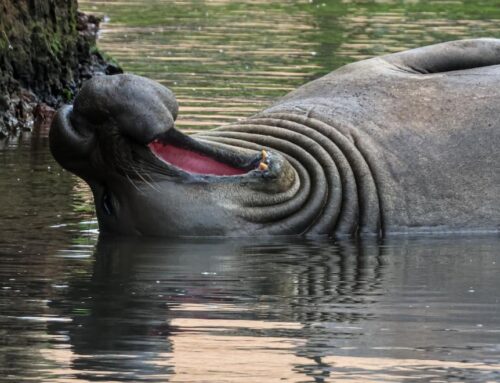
<box><xmin>125</xmin><ymin>173</ymin><xmax>142</xmax><ymax>193</ymax></box>
<box><xmin>132</xmin><ymin>164</ymin><xmax>160</xmax><ymax>193</ymax></box>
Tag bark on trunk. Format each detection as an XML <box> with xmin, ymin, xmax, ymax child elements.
<box><xmin>0</xmin><ymin>0</ymin><xmax>121</xmax><ymax>136</ymax></box>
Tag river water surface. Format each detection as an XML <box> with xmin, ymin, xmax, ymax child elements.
<box><xmin>1</xmin><ymin>0</ymin><xmax>500</xmax><ymax>381</ymax></box>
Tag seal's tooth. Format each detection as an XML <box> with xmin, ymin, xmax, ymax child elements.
<box><xmin>259</xmin><ymin>162</ymin><xmax>268</xmax><ymax>171</ymax></box>
<box><xmin>261</xmin><ymin>149</ymin><xmax>267</xmax><ymax>161</ymax></box>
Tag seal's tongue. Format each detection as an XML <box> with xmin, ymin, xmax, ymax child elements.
<box><xmin>149</xmin><ymin>141</ymin><xmax>247</xmax><ymax>176</ymax></box>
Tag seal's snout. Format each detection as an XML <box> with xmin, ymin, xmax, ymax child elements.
<box><xmin>72</xmin><ymin>73</ymin><xmax>179</xmax><ymax>145</ymax></box>
<box><xmin>50</xmin><ymin>73</ymin><xmax>180</xmax><ymax>177</ymax></box>
<box><xmin>49</xmin><ymin>104</ymin><xmax>96</xmax><ymax>175</ymax></box>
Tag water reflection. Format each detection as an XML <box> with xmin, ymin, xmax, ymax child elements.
<box><xmin>2</xmin><ymin>237</ymin><xmax>487</xmax><ymax>381</ymax></box>
<box><xmin>40</xmin><ymin>237</ymin><xmax>387</xmax><ymax>382</ymax></box>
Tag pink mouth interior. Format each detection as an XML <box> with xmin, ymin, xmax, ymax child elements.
<box><xmin>149</xmin><ymin>141</ymin><xmax>247</xmax><ymax>176</ymax></box>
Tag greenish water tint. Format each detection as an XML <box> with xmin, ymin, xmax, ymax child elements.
<box><xmin>80</xmin><ymin>0</ymin><xmax>500</xmax><ymax>130</ymax></box>
<box><xmin>1</xmin><ymin>0</ymin><xmax>500</xmax><ymax>381</ymax></box>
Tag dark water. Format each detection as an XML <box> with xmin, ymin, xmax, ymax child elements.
<box><xmin>2</xmin><ymin>0</ymin><xmax>500</xmax><ymax>381</ymax></box>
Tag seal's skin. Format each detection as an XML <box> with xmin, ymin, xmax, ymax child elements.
<box><xmin>50</xmin><ymin>39</ymin><xmax>500</xmax><ymax>237</ymax></box>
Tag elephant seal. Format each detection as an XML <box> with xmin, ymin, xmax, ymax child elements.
<box><xmin>50</xmin><ymin>38</ymin><xmax>500</xmax><ymax>237</ymax></box>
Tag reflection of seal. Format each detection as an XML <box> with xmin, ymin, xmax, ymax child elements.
<box><xmin>44</xmin><ymin>237</ymin><xmax>386</xmax><ymax>381</ymax></box>
<box><xmin>50</xmin><ymin>39</ymin><xmax>500</xmax><ymax>237</ymax></box>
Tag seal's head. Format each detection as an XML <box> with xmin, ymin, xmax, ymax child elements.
<box><xmin>50</xmin><ymin>74</ymin><xmax>295</xmax><ymax>236</ymax></box>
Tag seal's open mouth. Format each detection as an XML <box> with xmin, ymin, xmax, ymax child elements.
<box><xmin>149</xmin><ymin>141</ymin><xmax>248</xmax><ymax>176</ymax></box>
<box><xmin>147</xmin><ymin>129</ymin><xmax>266</xmax><ymax>177</ymax></box>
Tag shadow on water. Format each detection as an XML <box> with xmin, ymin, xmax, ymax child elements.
<box><xmin>2</xmin><ymin>236</ymin><xmax>494</xmax><ymax>382</ymax></box>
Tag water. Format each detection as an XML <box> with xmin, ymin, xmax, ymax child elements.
<box><xmin>1</xmin><ymin>0</ymin><xmax>500</xmax><ymax>381</ymax></box>
<box><xmin>1</xmin><ymin>237</ymin><xmax>500</xmax><ymax>382</ymax></box>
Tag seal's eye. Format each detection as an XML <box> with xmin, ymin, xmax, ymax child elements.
<box><xmin>102</xmin><ymin>190</ymin><xmax>114</xmax><ymax>216</ymax></box>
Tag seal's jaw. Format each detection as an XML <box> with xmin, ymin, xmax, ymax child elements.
<box><xmin>149</xmin><ymin>139</ymin><xmax>249</xmax><ymax>176</ymax></box>
<box><xmin>146</xmin><ymin>128</ymin><xmax>280</xmax><ymax>182</ymax></box>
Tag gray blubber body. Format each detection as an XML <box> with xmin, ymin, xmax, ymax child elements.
<box><xmin>50</xmin><ymin>39</ymin><xmax>500</xmax><ymax>237</ymax></box>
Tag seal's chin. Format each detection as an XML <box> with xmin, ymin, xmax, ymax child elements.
<box><xmin>148</xmin><ymin>141</ymin><xmax>248</xmax><ymax>176</ymax></box>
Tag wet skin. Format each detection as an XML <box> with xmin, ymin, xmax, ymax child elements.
<box><xmin>50</xmin><ymin>38</ymin><xmax>500</xmax><ymax>237</ymax></box>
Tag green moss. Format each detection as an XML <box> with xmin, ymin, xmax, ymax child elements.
<box><xmin>90</xmin><ymin>44</ymin><xmax>121</xmax><ymax>67</ymax></box>
<box><xmin>50</xmin><ymin>35</ymin><xmax>63</xmax><ymax>55</ymax></box>
<box><xmin>89</xmin><ymin>45</ymin><xmax>99</xmax><ymax>55</ymax></box>
<box><xmin>0</xmin><ymin>29</ymin><xmax>9</xmax><ymax>51</ymax></box>
<box><xmin>62</xmin><ymin>87</ymin><xmax>73</xmax><ymax>102</ymax></box>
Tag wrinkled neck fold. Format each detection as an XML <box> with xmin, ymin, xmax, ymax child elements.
<box><xmin>196</xmin><ymin>112</ymin><xmax>382</xmax><ymax>237</ymax></box>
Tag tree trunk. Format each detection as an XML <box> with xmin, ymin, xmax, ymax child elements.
<box><xmin>0</xmin><ymin>0</ymin><xmax>120</xmax><ymax>136</ymax></box>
